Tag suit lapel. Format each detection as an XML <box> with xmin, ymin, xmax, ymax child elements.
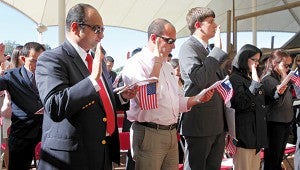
<box><xmin>20</xmin><ymin>66</ymin><xmax>39</xmax><ymax>95</ymax></box>
<box><xmin>190</xmin><ymin>36</ymin><xmax>208</xmax><ymax>61</ymax></box>
<box><xmin>190</xmin><ymin>36</ymin><xmax>209</xmax><ymax>58</ymax></box>
<box><xmin>62</xmin><ymin>41</ymin><xmax>117</xmax><ymax>110</ymax></box>
<box><xmin>62</xmin><ymin>41</ymin><xmax>90</xmax><ymax>78</ymax></box>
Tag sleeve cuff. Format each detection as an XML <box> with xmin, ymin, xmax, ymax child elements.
<box><xmin>249</xmin><ymin>80</ymin><xmax>262</xmax><ymax>94</ymax></box>
<box><xmin>88</xmin><ymin>76</ymin><xmax>100</xmax><ymax>92</ymax></box>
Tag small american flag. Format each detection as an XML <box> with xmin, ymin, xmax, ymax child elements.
<box><xmin>216</xmin><ymin>79</ymin><xmax>233</xmax><ymax>104</ymax></box>
<box><xmin>291</xmin><ymin>69</ymin><xmax>300</xmax><ymax>87</ymax></box>
<box><xmin>225</xmin><ymin>135</ymin><xmax>237</xmax><ymax>157</ymax></box>
<box><xmin>138</xmin><ymin>82</ymin><xmax>158</xmax><ymax>110</ymax></box>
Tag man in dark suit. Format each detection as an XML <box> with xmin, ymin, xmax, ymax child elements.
<box><xmin>0</xmin><ymin>42</ymin><xmax>45</xmax><ymax>170</ymax></box>
<box><xmin>35</xmin><ymin>3</ymin><xmax>136</xmax><ymax>170</ymax></box>
<box><xmin>105</xmin><ymin>56</ymin><xmax>117</xmax><ymax>85</ymax></box>
<box><xmin>178</xmin><ymin>7</ymin><xmax>228</xmax><ymax>170</ymax></box>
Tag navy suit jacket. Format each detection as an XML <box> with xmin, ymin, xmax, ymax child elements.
<box><xmin>0</xmin><ymin>66</ymin><xmax>43</xmax><ymax>139</ymax></box>
<box><xmin>35</xmin><ymin>40</ymin><xmax>121</xmax><ymax>169</ymax></box>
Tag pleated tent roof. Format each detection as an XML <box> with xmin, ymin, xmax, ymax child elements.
<box><xmin>1</xmin><ymin>0</ymin><xmax>299</xmax><ymax>38</ymax></box>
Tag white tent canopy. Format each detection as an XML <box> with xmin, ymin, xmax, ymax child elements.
<box><xmin>1</xmin><ymin>0</ymin><xmax>300</xmax><ymax>50</ymax></box>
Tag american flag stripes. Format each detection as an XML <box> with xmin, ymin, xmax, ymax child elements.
<box><xmin>216</xmin><ymin>79</ymin><xmax>233</xmax><ymax>104</ymax></box>
<box><xmin>225</xmin><ymin>135</ymin><xmax>237</xmax><ymax>157</ymax></box>
<box><xmin>291</xmin><ymin>69</ymin><xmax>300</xmax><ymax>87</ymax></box>
<box><xmin>138</xmin><ymin>82</ymin><xmax>158</xmax><ymax>110</ymax></box>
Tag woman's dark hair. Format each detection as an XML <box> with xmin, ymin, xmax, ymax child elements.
<box><xmin>10</xmin><ymin>45</ymin><xmax>23</xmax><ymax>68</ymax></box>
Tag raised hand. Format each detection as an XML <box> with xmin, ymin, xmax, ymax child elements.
<box><xmin>251</xmin><ymin>64</ymin><xmax>259</xmax><ymax>82</ymax></box>
<box><xmin>214</xmin><ymin>25</ymin><xmax>222</xmax><ymax>49</ymax></box>
<box><xmin>0</xmin><ymin>43</ymin><xmax>7</xmax><ymax>63</ymax></box>
<box><xmin>91</xmin><ymin>43</ymin><xmax>103</xmax><ymax>81</ymax></box>
<box><xmin>153</xmin><ymin>37</ymin><xmax>164</xmax><ymax>62</ymax></box>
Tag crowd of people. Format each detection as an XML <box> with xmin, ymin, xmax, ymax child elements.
<box><xmin>0</xmin><ymin>3</ymin><xmax>300</xmax><ymax>170</ymax></box>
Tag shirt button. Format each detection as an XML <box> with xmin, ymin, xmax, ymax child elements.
<box><xmin>101</xmin><ymin>140</ymin><xmax>106</xmax><ymax>145</ymax></box>
<box><xmin>103</xmin><ymin>117</ymin><xmax>107</xmax><ymax>122</ymax></box>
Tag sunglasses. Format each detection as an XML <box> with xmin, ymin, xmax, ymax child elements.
<box><xmin>156</xmin><ymin>35</ymin><xmax>176</xmax><ymax>44</ymax></box>
<box><xmin>79</xmin><ymin>23</ymin><xmax>105</xmax><ymax>34</ymax></box>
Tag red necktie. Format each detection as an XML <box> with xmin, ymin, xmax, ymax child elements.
<box><xmin>85</xmin><ymin>54</ymin><xmax>115</xmax><ymax>135</ymax></box>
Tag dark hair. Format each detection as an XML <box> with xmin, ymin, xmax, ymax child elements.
<box><xmin>131</xmin><ymin>47</ymin><xmax>142</xmax><ymax>57</ymax></box>
<box><xmin>186</xmin><ymin>7</ymin><xmax>215</xmax><ymax>35</ymax></box>
<box><xmin>10</xmin><ymin>45</ymin><xmax>23</xmax><ymax>68</ymax></box>
<box><xmin>235</xmin><ymin>44</ymin><xmax>262</xmax><ymax>73</ymax></box>
<box><xmin>147</xmin><ymin>18</ymin><xmax>174</xmax><ymax>39</ymax></box>
<box><xmin>66</xmin><ymin>3</ymin><xmax>94</xmax><ymax>31</ymax></box>
<box><xmin>106</xmin><ymin>56</ymin><xmax>114</xmax><ymax>62</ymax></box>
<box><xmin>20</xmin><ymin>42</ymin><xmax>45</xmax><ymax>57</ymax></box>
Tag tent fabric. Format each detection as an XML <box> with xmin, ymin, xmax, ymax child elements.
<box><xmin>1</xmin><ymin>0</ymin><xmax>299</xmax><ymax>39</ymax></box>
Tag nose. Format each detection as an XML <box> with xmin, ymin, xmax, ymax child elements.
<box><xmin>171</xmin><ymin>42</ymin><xmax>175</xmax><ymax>49</ymax></box>
<box><xmin>98</xmin><ymin>32</ymin><xmax>104</xmax><ymax>39</ymax></box>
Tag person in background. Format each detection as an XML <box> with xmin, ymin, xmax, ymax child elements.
<box><xmin>122</xmin><ymin>47</ymin><xmax>142</xmax><ymax>170</ymax></box>
<box><xmin>261</xmin><ymin>49</ymin><xmax>294</xmax><ymax>170</ymax></box>
<box><xmin>169</xmin><ymin>58</ymin><xmax>184</xmax><ymax>88</ymax></box>
<box><xmin>0</xmin><ymin>42</ymin><xmax>45</xmax><ymax>170</ymax></box>
<box><xmin>122</xmin><ymin>18</ymin><xmax>214</xmax><ymax>170</ymax></box>
<box><xmin>106</xmin><ymin>55</ymin><xmax>117</xmax><ymax>84</ymax></box>
<box><xmin>0</xmin><ymin>44</ymin><xmax>24</xmax><ymax>169</ymax></box>
<box><xmin>169</xmin><ymin>58</ymin><xmax>185</xmax><ymax>164</ymax></box>
<box><xmin>10</xmin><ymin>45</ymin><xmax>24</xmax><ymax>68</ymax></box>
<box><xmin>178</xmin><ymin>7</ymin><xmax>227</xmax><ymax>170</ymax></box>
<box><xmin>111</xmin><ymin>47</ymin><xmax>143</xmax><ymax>170</ymax></box>
<box><xmin>291</xmin><ymin>54</ymin><xmax>300</xmax><ymax>169</ymax></box>
<box><xmin>35</xmin><ymin>3</ymin><xmax>136</xmax><ymax>169</ymax></box>
<box><xmin>230</xmin><ymin>44</ymin><xmax>268</xmax><ymax>170</ymax></box>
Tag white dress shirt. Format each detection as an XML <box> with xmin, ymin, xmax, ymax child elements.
<box><xmin>122</xmin><ymin>46</ymin><xmax>189</xmax><ymax>125</ymax></box>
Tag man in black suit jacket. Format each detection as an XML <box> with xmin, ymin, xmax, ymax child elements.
<box><xmin>179</xmin><ymin>7</ymin><xmax>228</xmax><ymax>170</ymax></box>
<box><xmin>35</xmin><ymin>3</ymin><xmax>136</xmax><ymax>170</ymax></box>
<box><xmin>0</xmin><ymin>42</ymin><xmax>45</xmax><ymax>170</ymax></box>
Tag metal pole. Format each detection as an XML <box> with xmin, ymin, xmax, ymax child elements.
<box><xmin>58</xmin><ymin>0</ymin><xmax>66</xmax><ymax>45</ymax></box>
<box><xmin>252</xmin><ymin>0</ymin><xmax>257</xmax><ymax>46</ymax></box>
<box><xmin>271</xmin><ymin>36</ymin><xmax>274</xmax><ymax>49</ymax></box>
<box><xmin>232</xmin><ymin>0</ymin><xmax>237</xmax><ymax>55</ymax></box>
<box><xmin>226</xmin><ymin>10</ymin><xmax>232</xmax><ymax>53</ymax></box>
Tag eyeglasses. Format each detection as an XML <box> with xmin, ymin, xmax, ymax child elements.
<box><xmin>249</xmin><ymin>58</ymin><xmax>259</xmax><ymax>63</ymax></box>
<box><xmin>156</xmin><ymin>35</ymin><xmax>176</xmax><ymax>44</ymax></box>
<box><xmin>79</xmin><ymin>23</ymin><xmax>105</xmax><ymax>34</ymax></box>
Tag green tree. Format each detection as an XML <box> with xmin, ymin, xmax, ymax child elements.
<box><xmin>3</xmin><ymin>41</ymin><xmax>20</xmax><ymax>55</ymax></box>
<box><xmin>3</xmin><ymin>41</ymin><xmax>52</xmax><ymax>55</ymax></box>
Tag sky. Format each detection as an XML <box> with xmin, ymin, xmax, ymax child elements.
<box><xmin>0</xmin><ymin>2</ymin><xmax>295</xmax><ymax>69</ymax></box>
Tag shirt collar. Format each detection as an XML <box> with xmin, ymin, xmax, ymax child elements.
<box><xmin>67</xmin><ymin>37</ymin><xmax>91</xmax><ymax>61</ymax></box>
<box><xmin>192</xmin><ymin>35</ymin><xmax>209</xmax><ymax>49</ymax></box>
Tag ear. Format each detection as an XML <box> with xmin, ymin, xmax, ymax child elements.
<box><xmin>150</xmin><ymin>34</ymin><xmax>157</xmax><ymax>44</ymax></box>
<box><xmin>194</xmin><ymin>21</ymin><xmax>201</xmax><ymax>29</ymax></box>
<box><xmin>20</xmin><ymin>56</ymin><xmax>26</xmax><ymax>63</ymax></box>
<box><xmin>70</xmin><ymin>22</ymin><xmax>80</xmax><ymax>34</ymax></box>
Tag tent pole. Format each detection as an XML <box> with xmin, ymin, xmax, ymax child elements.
<box><xmin>58</xmin><ymin>0</ymin><xmax>65</xmax><ymax>45</ymax></box>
